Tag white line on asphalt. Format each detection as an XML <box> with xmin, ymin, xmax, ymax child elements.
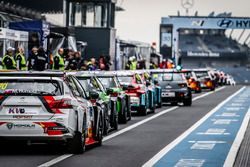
<box><xmin>103</xmin><ymin>86</ymin><xmax>226</xmax><ymax>142</ymax></box>
<box><xmin>223</xmin><ymin>107</ymin><xmax>250</xmax><ymax>167</ymax></box>
<box><xmin>142</xmin><ymin>86</ymin><xmax>245</xmax><ymax>167</ymax></box>
<box><xmin>38</xmin><ymin>86</ymin><xmax>226</xmax><ymax>167</ymax></box>
<box><xmin>38</xmin><ymin>154</ymin><xmax>73</xmax><ymax>167</ymax></box>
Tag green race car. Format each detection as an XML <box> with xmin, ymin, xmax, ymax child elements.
<box><xmin>116</xmin><ymin>71</ymin><xmax>155</xmax><ymax>116</ymax></box>
<box><xmin>95</xmin><ymin>71</ymin><xmax>131</xmax><ymax>124</ymax></box>
<box><xmin>74</xmin><ymin>72</ymin><xmax>119</xmax><ymax>135</ymax></box>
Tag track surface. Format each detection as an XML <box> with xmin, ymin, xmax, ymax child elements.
<box><xmin>0</xmin><ymin>86</ymin><xmax>243</xmax><ymax>167</ymax></box>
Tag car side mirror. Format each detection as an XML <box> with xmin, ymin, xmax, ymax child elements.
<box><xmin>89</xmin><ymin>91</ymin><xmax>99</xmax><ymax>100</ymax></box>
<box><xmin>106</xmin><ymin>88</ymin><xmax>113</xmax><ymax>95</ymax></box>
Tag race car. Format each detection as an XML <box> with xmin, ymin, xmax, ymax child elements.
<box><xmin>140</xmin><ymin>70</ymin><xmax>162</xmax><ymax>108</ymax></box>
<box><xmin>181</xmin><ymin>69</ymin><xmax>202</xmax><ymax>93</ymax></box>
<box><xmin>0</xmin><ymin>71</ymin><xmax>103</xmax><ymax>154</ymax></box>
<box><xmin>151</xmin><ymin>69</ymin><xmax>192</xmax><ymax>106</ymax></box>
<box><xmin>193</xmin><ymin>69</ymin><xmax>216</xmax><ymax>91</ymax></box>
<box><xmin>74</xmin><ymin>71</ymin><xmax>118</xmax><ymax>135</ymax></box>
<box><xmin>94</xmin><ymin>71</ymin><xmax>131</xmax><ymax>124</ymax></box>
<box><xmin>116</xmin><ymin>71</ymin><xmax>155</xmax><ymax>116</ymax></box>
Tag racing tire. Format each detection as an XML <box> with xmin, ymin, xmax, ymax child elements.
<box><xmin>151</xmin><ymin>103</ymin><xmax>156</xmax><ymax>113</ymax></box>
<box><xmin>67</xmin><ymin>131</ymin><xmax>86</xmax><ymax>154</ymax></box>
<box><xmin>103</xmin><ymin>111</ymin><xmax>109</xmax><ymax>136</ymax></box>
<box><xmin>210</xmin><ymin>87</ymin><xmax>215</xmax><ymax>91</ymax></box>
<box><xmin>127</xmin><ymin>97</ymin><xmax>132</xmax><ymax>121</ymax></box>
<box><xmin>128</xmin><ymin>109</ymin><xmax>132</xmax><ymax>121</ymax></box>
<box><xmin>140</xmin><ymin>106</ymin><xmax>147</xmax><ymax>116</ymax></box>
<box><xmin>195</xmin><ymin>90</ymin><xmax>202</xmax><ymax>93</ymax></box>
<box><xmin>171</xmin><ymin>102</ymin><xmax>178</xmax><ymax>106</ymax></box>
<box><xmin>119</xmin><ymin>104</ymin><xmax>128</xmax><ymax>124</ymax></box>
<box><xmin>95</xmin><ymin>114</ymin><xmax>103</xmax><ymax>146</ymax></box>
<box><xmin>157</xmin><ymin>101</ymin><xmax>162</xmax><ymax>108</ymax></box>
<box><xmin>113</xmin><ymin>114</ymin><xmax>119</xmax><ymax>131</ymax></box>
<box><xmin>183</xmin><ymin>97</ymin><xmax>192</xmax><ymax>106</ymax></box>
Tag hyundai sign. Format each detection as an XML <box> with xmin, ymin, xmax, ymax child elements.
<box><xmin>162</xmin><ymin>16</ymin><xmax>250</xmax><ymax>30</ymax></box>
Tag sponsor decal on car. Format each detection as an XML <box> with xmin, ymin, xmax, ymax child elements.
<box><xmin>0</xmin><ymin>83</ymin><xmax>8</xmax><ymax>90</ymax></box>
<box><xmin>6</xmin><ymin>123</ymin><xmax>35</xmax><ymax>130</ymax></box>
<box><xmin>7</xmin><ymin>108</ymin><xmax>38</xmax><ymax>115</ymax></box>
<box><xmin>8</xmin><ymin>108</ymin><xmax>25</xmax><ymax>114</ymax></box>
<box><xmin>13</xmin><ymin>115</ymin><xmax>33</xmax><ymax>119</ymax></box>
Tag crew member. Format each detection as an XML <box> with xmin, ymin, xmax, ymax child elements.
<box><xmin>2</xmin><ymin>47</ymin><xmax>16</xmax><ymax>70</ymax></box>
<box><xmin>27</xmin><ymin>47</ymin><xmax>38</xmax><ymax>70</ymax></box>
<box><xmin>53</xmin><ymin>48</ymin><xmax>65</xmax><ymax>70</ymax></box>
<box><xmin>150</xmin><ymin>59</ymin><xmax>158</xmax><ymax>69</ymax></box>
<box><xmin>35</xmin><ymin>47</ymin><xmax>48</xmax><ymax>71</ymax></box>
<box><xmin>15</xmin><ymin>47</ymin><xmax>27</xmax><ymax>71</ymax></box>
<box><xmin>65</xmin><ymin>53</ymin><xmax>77</xmax><ymax>71</ymax></box>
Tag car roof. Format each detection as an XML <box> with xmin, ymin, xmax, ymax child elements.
<box><xmin>0</xmin><ymin>71</ymin><xmax>72</xmax><ymax>82</ymax></box>
<box><xmin>192</xmin><ymin>69</ymin><xmax>209</xmax><ymax>72</ymax></box>
<box><xmin>150</xmin><ymin>69</ymin><xmax>181</xmax><ymax>74</ymax></box>
<box><xmin>0</xmin><ymin>76</ymin><xmax>64</xmax><ymax>82</ymax></box>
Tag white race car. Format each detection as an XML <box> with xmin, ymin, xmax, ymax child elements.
<box><xmin>0</xmin><ymin>72</ymin><xmax>103</xmax><ymax>154</ymax></box>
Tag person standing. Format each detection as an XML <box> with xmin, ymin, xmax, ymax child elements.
<box><xmin>150</xmin><ymin>59</ymin><xmax>158</xmax><ymax>69</ymax></box>
<box><xmin>87</xmin><ymin>58</ymin><xmax>98</xmax><ymax>71</ymax></box>
<box><xmin>65</xmin><ymin>53</ymin><xmax>77</xmax><ymax>71</ymax></box>
<box><xmin>15</xmin><ymin>47</ymin><xmax>27</xmax><ymax>71</ymax></box>
<box><xmin>2</xmin><ymin>47</ymin><xmax>16</xmax><ymax>70</ymax></box>
<box><xmin>27</xmin><ymin>47</ymin><xmax>38</xmax><ymax>70</ymax></box>
<box><xmin>35</xmin><ymin>47</ymin><xmax>48</xmax><ymax>71</ymax></box>
<box><xmin>74</xmin><ymin>51</ymin><xmax>82</xmax><ymax>70</ymax></box>
<box><xmin>98</xmin><ymin>55</ymin><xmax>106</xmax><ymax>70</ymax></box>
<box><xmin>159</xmin><ymin>59</ymin><xmax>167</xmax><ymax>69</ymax></box>
<box><xmin>53</xmin><ymin>48</ymin><xmax>65</xmax><ymax>71</ymax></box>
<box><xmin>130</xmin><ymin>56</ymin><xmax>137</xmax><ymax>70</ymax></box>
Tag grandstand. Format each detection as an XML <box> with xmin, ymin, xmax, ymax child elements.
<box><xmin>179</xmin><ymin>29</ymin><xmax>249</xmax><ymax>68</ymax></box>
<box><xmin>164</xmin><ymin>13</ymin><xmax>250</xmax><ymax>84</ymax></box>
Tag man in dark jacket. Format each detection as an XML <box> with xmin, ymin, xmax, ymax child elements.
<box><xmin>35</xmin><ymin>47</ymin><xmax>48</xmax><ymax>71</ymax></box>
<box><xmin>27</xmin><ymin>47</ymin><xmax>38</xmax><ymax>70</ymax></box>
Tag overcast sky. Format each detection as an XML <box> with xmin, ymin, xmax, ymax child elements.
<box><xmin>115</xmin><ymin>0</ymin><xmax>250</xmax><ymax>44</ymax></box>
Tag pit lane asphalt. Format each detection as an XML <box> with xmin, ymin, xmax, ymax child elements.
<box><xmin>0</xmin><ymin>86</ymin><xmax>242</xmax><ymax>167</ymax></box>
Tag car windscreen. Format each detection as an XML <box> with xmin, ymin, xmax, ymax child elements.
<box><xmin>78</xmin><ymin>78</ymin><xmax>102</xmax><ymax>94</ymax></box>
<box><xmin>158</xmin><ymin>73</ymin><xmax>184</xmax><ymax>81</ymax></box>
<box><xmin>98</xmin><ymin>77</ymin><xmax>117</xmax><ymax>88</ymax></box>
<box><xmin>118</xmin><ymin>75</ymin><xmax>142</xmax><ymax>84</ymax></box>
<box><xmin>0</xmin><ymin>79</ymin><xmax>63</xmax><ymax>96</ymax></box>
<box><xmin>182</xmin><ymin>72</ymin><xmax>192</xmax><ymax>78</ymax></box>
<box><xmin>117</xmin><ymin>76</ymin><xmax>133</xmax><ymax>84</ymax></box>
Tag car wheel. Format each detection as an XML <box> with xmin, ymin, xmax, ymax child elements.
<box><xmin>113</xmin><ymin>113</ymin><xmax>119</xmax><ymax>130</ymax></box>
<box><xmin>96</xmin><ymin>114</ymin><xmax>103</xmax><ymax>146</ymax></box>
<box><xmin>140</xmin><ymin>106</ymin><xmax>147</xmax><ymax>116</ymax></box>
<box><xmin>210</xmin><ymin>87</ymin><xmax>215</xmax><ymax>91</ymax></box>
<box><xmin>120</xmin><ymin>104</ymin><xmax>127</xmax><ymax>124</ymax></box>
<box><xmin>157</xmin><ymin>101</ymin><xmax>162</xmax><ymax>108</ymax></box>
<box><xmin>171</xmin><ymin>102</ymin><xmax>178</xmax><ymax>106</ymax></box>
<box><xmin>195</xmin><ymin>89</ymin><xmax>202</xmax><ymax>93</ymax></box>
<box><xmin>67</xmin><ymin>127</ymin><xmax>86</xmax><ymax>154</ymax></box>
<box><xmin>183</xmin><ymin>97</ymin><xmax>192</xmax><ymax>106</ymax></box>
<box><xmin>103</xmin><ymin>111</ymin><xmax>109</xmax><ymax>136</ymax></box>
<box><xmin>127</xmin><ymin>97</ymin><xmax>132</xmax><ymax>121</ymax></box>
<box><xmin>151</xmin><ymin>103</ymin><xmax>156</xmax><ymax>113</ymax></box>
